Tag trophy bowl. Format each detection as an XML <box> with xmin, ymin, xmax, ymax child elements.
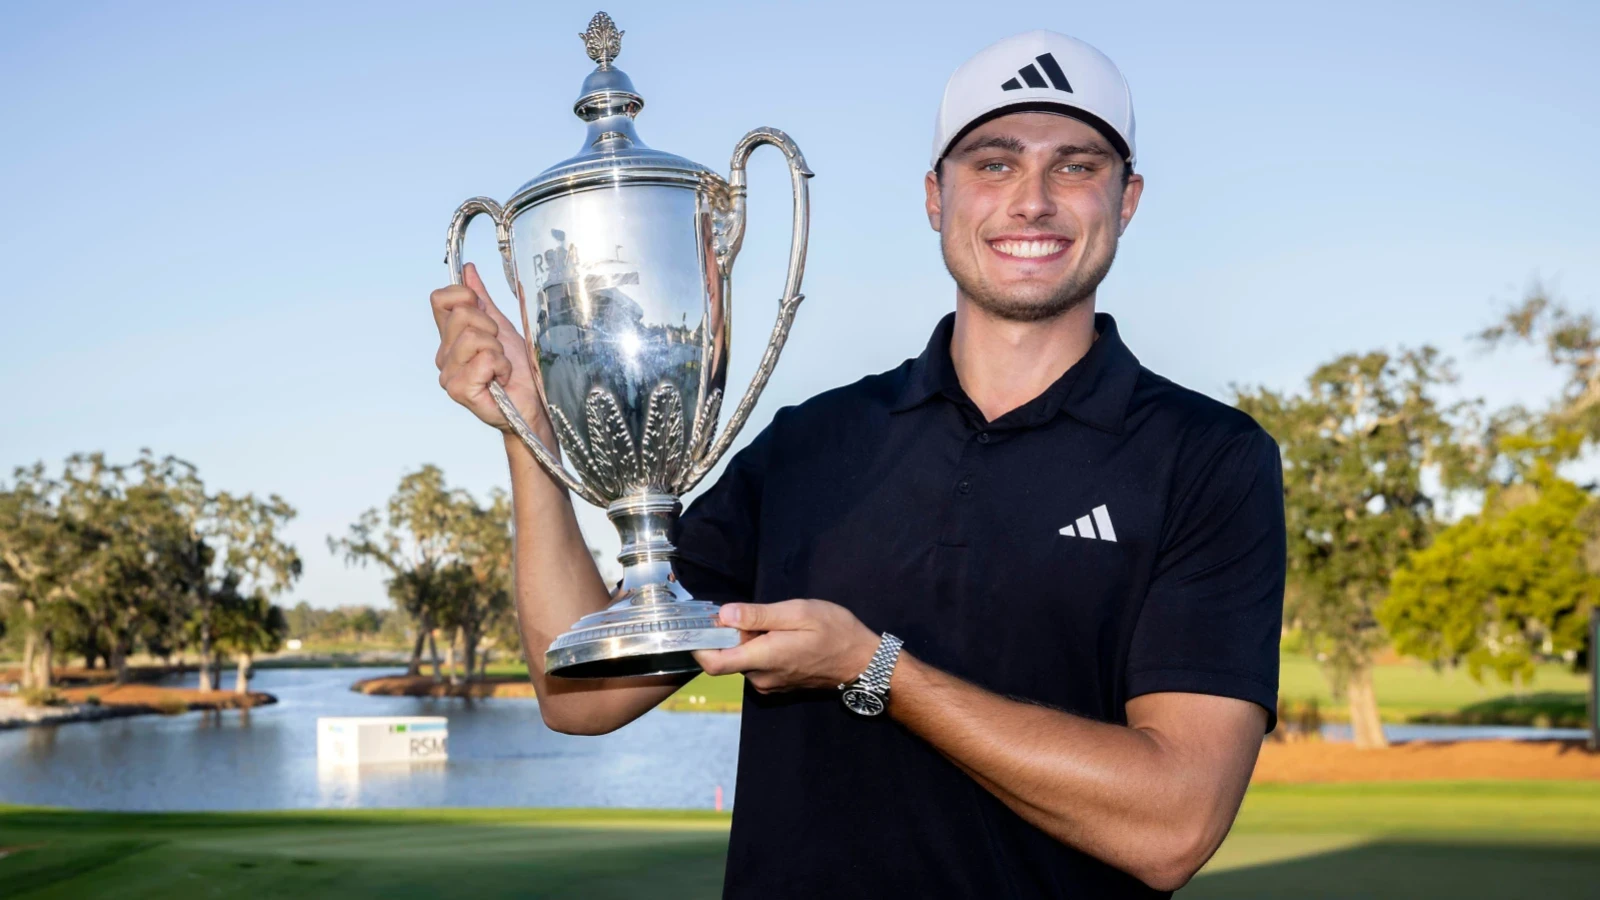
<box><xmin>445</xmin><ymin>12</ymin><xmax>811</xmax><ymax>679</ymax></box>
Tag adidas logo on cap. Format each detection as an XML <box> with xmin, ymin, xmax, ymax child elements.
<box><xmin>1001</xmin><ymin>52</ymin><xmax>1073</xmax><ymax>93</ymax></box>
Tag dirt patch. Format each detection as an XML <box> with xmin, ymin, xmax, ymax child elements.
<box><xmin>1254</xmin><ymin>739</ymin><xmax>1600</xmax><ymax>783</ymax></box>
<box><xmin>56</xmin><ymin>684</ymin><xmax>276</xmax><ymax>713</ymax></box>
<box><xmin>352</xmin><ymin>674</ymin><xmax>536</xmax><ymax>699</ymax></box>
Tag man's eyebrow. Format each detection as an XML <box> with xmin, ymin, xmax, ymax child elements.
<box><xmin>952</xmin><ymin>136</ymin><xmax>1113</xmax><ymax>159</ymax></box>
<box><xmin>1052</xmin><ymin>143</ymin><xmax>1112</xmax><ymax>158</ymax></box>
<box><xmin>952</xmin><ymin>135</ymin><xmax>1027</xmax><ymax>156</ymax></box>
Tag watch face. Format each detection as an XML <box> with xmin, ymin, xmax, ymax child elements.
<box><xmin>842</xmin><ymin>688</ymin><xmax>884</xmax><ymax>717</ymax></box>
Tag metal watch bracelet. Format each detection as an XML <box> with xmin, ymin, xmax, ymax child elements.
<box><xmin>839</xmin><ymin>633</ymin><xmax>903</xmax><ymax>716</ymax></box>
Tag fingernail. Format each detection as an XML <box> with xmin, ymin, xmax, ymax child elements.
<box><xmin>721</xmin><ymin>605</ymin><xmax>742</xmax><ymax>626</ymax></box>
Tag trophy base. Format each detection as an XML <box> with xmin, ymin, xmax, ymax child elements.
<box><xmin>544</xmin><ymin>599</ymin><xmax>741</xmax><ymax>679</ymax></box>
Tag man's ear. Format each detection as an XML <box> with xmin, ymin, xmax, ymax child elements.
<box><xmin>1118</xmin><ymin>172</ymin><xmax>1144</xmax><ymax>236</ymax></box>
<box><xmin>925</xmin><ymin>170</ymin><xmax>942</xmax><ymax>232</ymax></box>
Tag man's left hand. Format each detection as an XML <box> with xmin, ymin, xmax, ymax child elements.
<box><xmin>693</xmin><ymin>600</ymin><xmax>880</xmax><ymax>694</ymax></box>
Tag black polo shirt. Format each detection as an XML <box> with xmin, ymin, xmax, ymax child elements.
<box><xmin>674</xmin><ymin>311</ymin><xmax>1285</xmax><ymax>899</ymax></box>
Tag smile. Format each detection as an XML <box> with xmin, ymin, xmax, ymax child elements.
<box><xmin>987</xmin><ymin>237</ymin><xmax>1070</xmax><ymax>261</ymax></box>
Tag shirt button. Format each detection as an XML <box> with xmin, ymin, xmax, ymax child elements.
<box><xmin>976</xmin><ymin>432</ymin><xmax>991</xmax><ymax>444</ymax></box>
<box><xmin>957</xmin><ymin>478</ymin><xmax>973</xmax><ymax>495</ymax></box>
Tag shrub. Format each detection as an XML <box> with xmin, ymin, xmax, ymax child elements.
<box><xmin>153</xmin><ymin>694</ymin><xmax>190</xmax><ymax>715</ymax></box>
<box><xmin>20</xmin><ymin>687</ymin><xmax>66</xmax><ymax>708</ymax></box>
<box><xmin>83</xmin><ymin>693</ymin><xmax>101</xmax><ymax>706</ymax></box>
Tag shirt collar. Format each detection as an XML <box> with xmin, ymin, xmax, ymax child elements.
<box><xmin>890</xmin><ymin>311</ymin><xmax>1141</xmax><ymax>434</ymax></box>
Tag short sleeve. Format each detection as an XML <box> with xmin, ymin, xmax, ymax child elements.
<box><xmin>671</xmin><ymin>415</ymin><xmax>778</xmax><ymax>607</ymax></box>
<box><xmin>1125</xmin><ymin>427</ymin><xmax>1286</xmax><ymax>731</ymax></box>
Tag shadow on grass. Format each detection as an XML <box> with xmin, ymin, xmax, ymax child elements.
<box><xmin>1408</xmin><ymin>692</ymin><xmax>1589</xmax><ymax>728</ymax></box>
<box><xmin>1185</xmin><ymin>840</ymin><xmax>1600</xmax><ymax>899</ymax></box>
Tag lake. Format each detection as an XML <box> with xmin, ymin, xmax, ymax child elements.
<box><xmin>4</xmin><ymin>667</ymin><xmax>1587</xmax><ymax>813</ymax></box>
<box><xmin>0</xmin><ymin>667</ymin><xmax>740</xmax><ymax>812</ymax></box>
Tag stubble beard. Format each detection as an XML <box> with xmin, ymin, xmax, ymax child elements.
<box><xmin>942</xmin><ymin>232</ymin><xmax>1119</xmax><ymax>324</ymax></box>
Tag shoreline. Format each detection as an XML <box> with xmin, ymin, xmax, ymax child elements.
<box><xmin>0</xmin><ymin>686</ymin><xmax>276</xmax><ymax>731</ymax></box>
<box><xmin>348</xmin><ymin>674</ymin><xmax>741</xmax><ymax>712</ymax></box>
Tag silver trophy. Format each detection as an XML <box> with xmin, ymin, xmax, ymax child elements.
<box><xmin>445</xmin><ymin>12</ymin><xmax>811</xmax><ymax>679</ymax></box>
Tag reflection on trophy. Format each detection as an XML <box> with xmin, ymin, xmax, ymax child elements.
<box><xmin>445</xmin><ymin>12</ymin><xmax>812</xmax><ymax>679</ymax></box>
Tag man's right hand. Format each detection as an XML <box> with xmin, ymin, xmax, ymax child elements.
<box><xmin>430</xmin><ymin>262</ymin><xmax>547</xmax><ymax>437</ymax></box>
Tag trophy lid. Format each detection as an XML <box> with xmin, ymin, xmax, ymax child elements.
<box><xmin>509</xmin><ymin>12</ymin><xmax>712</xmax><ymax>207</ymax></box>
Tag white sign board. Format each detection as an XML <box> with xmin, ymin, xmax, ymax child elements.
<box><xmin>317</xmin><ymin>716</ymin><xmax>449</xmax><ymax>765</ymax></box>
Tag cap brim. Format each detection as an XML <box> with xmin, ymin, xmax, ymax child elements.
<box><xmin>935</xmin><ymin>100</ymin><xmax>1132</xmax><ymax>169</ymax></box>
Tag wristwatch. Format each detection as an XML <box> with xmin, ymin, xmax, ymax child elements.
<box><xmin>839</xmin><ymin>633</ymin><xmax>903</xmax><ymax>717</ymax></box>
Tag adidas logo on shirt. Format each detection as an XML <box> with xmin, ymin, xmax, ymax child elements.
<box><xmin>1001</xmin><ymin>52</ymin><xmax>1074</xmax><ymax>93</ymax></box>
<box><xmin>1059</xmin><ymin>504</ymin><xmax>1117</xmax><ymax>542</ymax></box>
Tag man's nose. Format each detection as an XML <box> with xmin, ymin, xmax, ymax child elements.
<box><xmin>1007</xmin><ymin>168</ymin><xmax>1057</xmax><ymax>222</ymax></box>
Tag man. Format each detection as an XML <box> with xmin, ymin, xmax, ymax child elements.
<box><xmin>431</xmin><ymin>29</ymin><xmax>1284</xmax><ymax>899</ymax></box>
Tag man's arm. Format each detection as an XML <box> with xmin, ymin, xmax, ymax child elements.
<box><xmin>501</xmin><ymin>433</ymin><xmax>691</xmax><ymax>734</ymax></box>
<box><xmin>889</xmin><ymin>654</ymin><xmax>1263</xmax><ymax>892</ymax></box>
<box><xmin>433</xmin><ymin>264</ymin><xmax>686</xmax><ymax>734</ymax></box>
<box><xmin>696</xmin><ymin>599</ymin><xmax>1267</xmax><ymax>894</ymax></box>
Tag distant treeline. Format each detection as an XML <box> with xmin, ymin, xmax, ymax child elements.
<box><xmin>282</xmin><ymin>602</ymin><xmax>409</xmax><ymax>645</ymax></box>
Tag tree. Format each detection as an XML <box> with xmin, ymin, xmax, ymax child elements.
<box><xmin>1479</xmin><ymin>287</ymin><xmax>1600</xmax><ymax>678</ymax></box>
<box><xmin>215</xmin><ymin>595</ymin><xmax>288</xmax><ymax>693</ymax></box>
<box><xmin>438</xmin><ymin>487</ymin><xmax>513</xmax><ymax>684</ymax></box>
<box><xmin>1384</xmin><ymin>455</ymin><xmax>1597</xmax><ymax>690</ymax></box>
<box><xmin>331</xmin><ymin>466</ymin><xmax>466</xmax><ymax>678</ymax></box>
<box><xmin>331</xmin><ymin>466</ymin><xmax>514</xmax><ymax>684</ymax></box>
<box><xmin>75</xmin><ymin>453</ymin><xmax>197</xmax><ymax>684</ymax></box>
<box><xmin>1236</xmin><ymin>348</ymin><xmax>1475</xmax><ymax>748</ymax></box>
<box><xmin>349</xmin><ymin>607</ymin><xmax>381</xmax><ymax>638</ymax></box>
<box><xmin>1478</xmin><ymin>285</ymin><xmax>1600</xmax><ymax>441</ymax></box>
<box><xmin>188</xmin><ymin>490</ymin><xmax>300</xmax><ymax>690</ymax></box>
<box><xmin>0</xmin><ymin>461</ymin><xmax>112</xmax><ymax>690</ymax></box>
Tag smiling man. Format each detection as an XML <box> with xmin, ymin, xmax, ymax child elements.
<box><xmin>431</xmin><ymin>29</ymin><xmax>1285</xmax><ymax>900</ymax></box>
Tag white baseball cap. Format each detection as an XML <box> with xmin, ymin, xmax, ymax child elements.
<box><xmin>931</xmin><ymin>30</ymin><xmax>1136</xmax><ymax>171</ymax></box>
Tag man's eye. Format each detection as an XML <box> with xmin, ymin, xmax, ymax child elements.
<box><xmin>981</xmin><ymin>162</ymin><xmax>1009</xmax><ymax>173</ymax></box>
<box><xmin>1060</xmin><ymin>163</ymin><xmax>1089</xmax><ymax>174</ymax></box>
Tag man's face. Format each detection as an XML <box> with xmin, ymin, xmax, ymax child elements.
<box><xmin>926</xmin><ymin>112</ymin><xmax>1143</xmax><ymax>322</ymax></box>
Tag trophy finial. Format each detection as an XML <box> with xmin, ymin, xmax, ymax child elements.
<box><xmin>580</xmin><ymin>12</ymin><xmax>624</xmax><ymax>70</ymax></box>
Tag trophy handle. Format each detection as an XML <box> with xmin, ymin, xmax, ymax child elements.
<box><xmin>680</xmin><ymin>128</ymin><xmax>813</xmax><ymax>492</ymax></box>
<box><xmin>445</xmin><ymin>197</ymin><xmax>606</xmax><ymax>506</ymax></box>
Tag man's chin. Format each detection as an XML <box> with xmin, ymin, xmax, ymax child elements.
<box><xmin>964</xmin><ymin>288</ymin><xmax>1088</xmax><ymax>324</ymax></box>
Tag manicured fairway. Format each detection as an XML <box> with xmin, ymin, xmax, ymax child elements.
<box><xmin>1189</xmin><ymin>781</ymin><xmax>1600</xmax><ymax>897</ymax></box>
<box><xmin>5</xmin><ymin>782</ymin><xmax>1598</xmax><ymax>898</ymax></box>
<box><xmin>0</xmin><ymin>808</ymin><xmax>732</xmax><ymax>900</ymax></box>
<box><xmin>1277</xmin><ymin>654</ymin><xmax>1588</xmax><ymax>723</ymax></box>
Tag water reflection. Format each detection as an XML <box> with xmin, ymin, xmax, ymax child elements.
<box><xmin>0</xmin><ymin>667</ymin><xmax>740</xmax><ymax>812</ymax></box>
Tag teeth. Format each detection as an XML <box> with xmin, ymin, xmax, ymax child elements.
<box><xmin>993</xmin><ymin>239</ymin><xmax>1064</xmax><ymax>258</ymax></box>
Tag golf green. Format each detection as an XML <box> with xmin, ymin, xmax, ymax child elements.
<box><xmin>4</xmin><ymin>782</ymin><xmax>1597</xmax><ymax>898</ymax></box>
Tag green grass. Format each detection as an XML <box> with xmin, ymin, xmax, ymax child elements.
<box><xmin>5</xmin><ymin>783</ymin><xmax>1598</xmax><ymax>898</ymax></box>
<box><xmin>0</xmin><ymin>807</ymin><xmax>731</xmax><ymax>900</ymax></box>
<box><xmin>1188</xmin><ymin>781</ymin><xmax>1600</xmax><ymax>898</ymax></box>
<box><xmin>1278</xmin><ymin>653</ymin><xmax>1589</xmax><ymax>724</ymax></box>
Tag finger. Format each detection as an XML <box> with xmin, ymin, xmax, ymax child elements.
<box><xmin>463</xmin><ymin>262</ymin><xmax>491</xmax><ymax>309</ymax></box>
<box><xmin>465</xmin><ymin>261</ymin><xmax>525</xmax><ymax>337</ymax></box>
<box><xmin>443</xmin><ymin>327</ymin><xmax>506</xmax><ymax>374</ymax></box>
<box><xmin>746</xmin><ymin>672</ymin><xmax>783</xmax><ymax>694</ymax></box>
<box><xmin>451</xmin><ymin>347</ymin><xmax>513</xmax><ymax>396</ymax></box>
<box><xmin>430</xmin><ymin>283</ymin><xmax>480</xmax><ymax>335</ymax></box>
<box><xmin>720</xmin><ymin>599</ymin><xmax>817</xmax><ymax>633</ymax></box>
<box><xmin>435</xmin><ymin>305</ymin><xmax>498</xmax><ymax>369</ymax></box>
<box><xmin>694</xmin><ymin>636</ymin><xmax>773</xmax><ymax>676</ymax></box>
<box><xmin>442</xmin><ymin>351</ymin><xmax>514</xmax><ymax>416</ymax></box>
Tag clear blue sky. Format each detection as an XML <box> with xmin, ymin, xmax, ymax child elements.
<box><xmin>2</xmin><ymin>1</ymin><xmax>1596</xmax><ymax>609</ymax></box>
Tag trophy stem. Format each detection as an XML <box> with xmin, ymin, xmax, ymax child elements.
<box><xmin>607</xmin><ymin>492</ymin><xmax>683</xmax><ymax>606</ymax></box>
<box><xmin>543</xmin><ymin>491</ymin><xmax>741</xmax><ymax>679</ymax></box>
